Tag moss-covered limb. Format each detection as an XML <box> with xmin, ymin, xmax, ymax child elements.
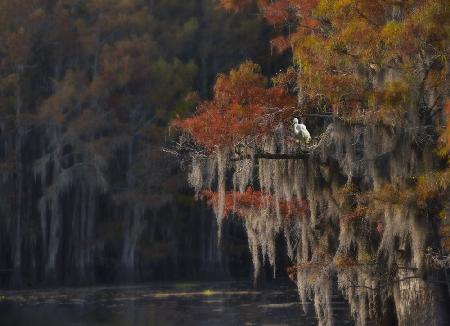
<box><xmin>231</xmin><ymin>152</ymin><xmax>310</xmax><ymax>161</ymax></box>
<box><xmin>184</xmin><ymin>115</ymin><xmax>449</xmax><ymax>324</ymax></box>
<box><xmin>174</xmin><ymin>1</ymin><xmax>450</xmax><ymax>324</ymax></box>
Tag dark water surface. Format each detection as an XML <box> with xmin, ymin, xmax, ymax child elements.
<box><xmin>0</xmin><ymin>282</ymin><xmax>352</xmax><ymax>325</ymax></box>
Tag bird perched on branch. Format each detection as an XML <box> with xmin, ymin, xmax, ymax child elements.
<box><xmin>293</xmin><ymin>118</ymin><xmax>311</xmax><ymax>143</ymax></box>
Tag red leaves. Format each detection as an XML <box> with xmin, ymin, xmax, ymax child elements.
<box><xmin>200</xmin><ymin>186</ymin><xmax>310</xmax><ymax>219</ymax></box>
<box><xmin>376</xmin><ymin>222</ymin><xmax>384</xmax><ymax>235</ymax></box>
<box><xmin>219</xmin><ymin>0</ymin><xmax>254</xmax><ymax>12</ymax></box>
<box><xmin>341</xmin><ymin>205</ymin><xmax>367</xmax><ymax>224</ymax></box>
<box><xmin>171</xmin><ymin>99</ymin><xmax>264</xmax><ymax>150</ymax></box>
<box><xmin>261</xmin><ymin>0</ymin><xmax>292</xmax><ymax>25</ymax></box>
<box><xmin>172</xmin><ymin>61</ymin><xmax>295</xmax><ymax>150</ymax></box>
<box><xmin>271</xmin><ymin>36</ymin><xmax>291</xmax><ymax>54</ymax></box>
<box><xmin>259</xmin><ymin>0</ymin><xmax>318</xmax><ymax>25</ymax></box>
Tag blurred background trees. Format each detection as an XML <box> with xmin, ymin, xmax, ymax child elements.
<box><xmin>0</xmin><ymin>0</ymin><xmax>286</xmax><ymax>287</ymax></box>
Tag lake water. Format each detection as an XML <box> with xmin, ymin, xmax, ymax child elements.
<box><xmin>0</xmin><ymin>282</ymin><xmax>353</xmax><ymax>325</ymax></box>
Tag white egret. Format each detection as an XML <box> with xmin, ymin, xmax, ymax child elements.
<box><xmin>293</xmin><ymin>118</ymin><xmax>311</xmax><ymax>143</ymax></box>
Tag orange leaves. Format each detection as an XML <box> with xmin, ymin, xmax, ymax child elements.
<box><xmin>200</xmin><ymin>186</ymin><xmax>309</xmax><ymax>219</ymax></box>
<box><xmin>279</xmin><ymin>196</ymin><xmax>310</xmax><ymax>218</ymax></box>
<box><xmin>415</xmin><ymin>171</ymin><xmax>450</xmax><ymax>205</ymax></box>
<box><xmin>369</xmin><ymin>81</ymin><xmax>409</xmax><ymax>121</ymax></box>
<box><xmin>372</xmin><ymin>182</ymin><xmax>411</xmax><ymax>206</ymax></box>
<box><xmin>172</xmin><ymin>61</ymin><xmax>295</xmax><ymax>150</ymax></box>
<box><xmin>271</xmin><ymin>36</ymin><xmax>291</xmax><ymax>54</ymax></box>
<box><xmin>287</xmin><ymin>249</ymin><xmax>332</xmax><ymax>280</ymax></box>
<box><xmin>366</xmin><ymin>171</ymin><xmax>450</xmax><ymax>211</ymax></box>
<box><xmin>337</xmin><ymin>18</ymin><xmax>378</xmax><ymax>60</ymax></box>
<box><xmin>219</xmin><ymin>0</ymin><xmax>254</xmax><ymax>12</ymax></box>
<box><xmin>213</xmin><ymin>61</ymin><xmax>266</xmax><ymax>105</ymax></box>
<box><xmin>258</xmin><ymin>0</ymin><xmax>449</xmax><ymax>119</ymax></box>
<box><xmin>341</xmin><ymin>205</ymin><xmax>367</xmax><ymax>224</ymax></box>
<box><xmin>259</xmin><ymin>0</ymin><xmax>319</xmax><ymax>25</ymax></box>
<box><xmin>334</xmin><ymin>255</ymin><xmax>358</xmax><ymax>270</ymax></box>
<box><xmin>172</xmin><ymin>101</ymin><xmax>249</xmax><ymax>150</ymax></box>
<box><xmin>260</xmin><ymin>0</ymin><xmax>292</xmax><ymax>25</ymax></box>
<box><xmin>400</xmin><ymin>0</ymin><xmax>450</xmax><ymax>56</ymax></box>
<box><xmin>295</xmin><ymin>0</ymin><xmax>319</xmax><ymax>15</ymax></box>
<box><xmin>185</xmin><ymin>0</ymin><xmax>450</xmax><ymax>142</ymax></box>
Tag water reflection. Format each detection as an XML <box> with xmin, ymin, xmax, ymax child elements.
<box><xmin>0</xmin><ymin>282</ymin><xmax>352</xmax><ymax>325</ymax></box>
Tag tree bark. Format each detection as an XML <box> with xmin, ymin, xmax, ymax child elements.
<box><xmin>12</xmin><ymin>67</ymin><xmax>23</xmax><ymax>287</ymax></box>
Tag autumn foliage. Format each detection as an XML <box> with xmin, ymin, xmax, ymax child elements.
<box><xmin>255</xmin><ymin>0</ymin><xmax>448</xmax><ymax>121</ymax></box>
<box><xmin>176</xmin><ymin>0</ymin><xmax>449</xmax><ymax>144</ymax></box>
<box><xmin>172</xmin><ymin>2</ymin><xmax>450</xmax><ymax>323</ymax></box>
<box><xmin>200</xmin><ymin>186</ymin><xmax>309</xmax><ymax>219</ymax></box>
<box><xmin>172</xmin><ymin>61</ymin><xmax>295</xmax><ymax>150</ymax></box>
<box><xmin>173</xmin><ymin>0</ymin><xmax>450</xmax><ymax>229</ymax></box>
